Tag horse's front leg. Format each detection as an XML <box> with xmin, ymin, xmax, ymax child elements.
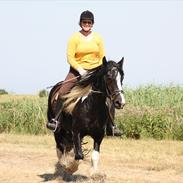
<box><xmin>54</xmin><ymin>132</ymin><xmax>65</xmax><ymax>160</ymax></box>
<box><xmin>91</xmin><ymin>134</ymin><xmax>104</xmax><ymax>171</ymax></box>
<box><xmin>72</xmin><ymin>131</ymin><xmax>84</xmax><ymax>160</ymax></box>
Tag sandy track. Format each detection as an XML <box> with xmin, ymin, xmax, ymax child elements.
<box><xmin>0</xmin><ymin>134</ymin><xmax>183</xmax><ymax>183</ymax></box>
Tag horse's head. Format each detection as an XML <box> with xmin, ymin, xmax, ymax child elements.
<box><xmin>103</xmin><ymin>57</ymin><xmax>125</xmax><ymax>109</ymax></box>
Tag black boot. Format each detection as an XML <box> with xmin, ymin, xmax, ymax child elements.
<box><xmin>106</xmin><ymin>123</ymin><xmax>123</xmax><ymax>137</ymax></box>
<box><xmin>112</xmin><ymin>126</ymin><xmax>123</xmax><ymax>136</ymax></box>
<box><xmin>105</xmin><ymin>101</ymin><xmax>123</xmax><ymax>137</ymax></box>
<box><xmin>46</xmin><ymin>99</ymin><xmax>63</xmax><ymax>132</ymax></box>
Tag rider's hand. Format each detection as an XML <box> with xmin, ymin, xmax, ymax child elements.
<box><xmin>77</xmin><ymin>67</ymin><xmax>87</xmax><ymax>76</ymax></box>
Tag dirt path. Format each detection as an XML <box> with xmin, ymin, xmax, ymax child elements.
<box><xmin>0</xmin><ymin>134</ymin><xmax>183</xmax><ymax>183</ymax></box>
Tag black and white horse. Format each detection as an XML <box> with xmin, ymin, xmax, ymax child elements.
<box><xmin>47</xmin><ymin>57</ymin><xmax>125</xmax><ymax>174</ymax></box>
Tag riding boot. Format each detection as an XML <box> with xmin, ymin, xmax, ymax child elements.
<box><xmin>113</xmin><ymin>126</ymin><xmax>123</xmax><ymax>136</ymax></box>
<box><xmin>105</xmin><ymin>99</ymin><xmax>123</xmax><ymax>137</ymax></box>
<box><xmin>106</xmin><ymin>124</ymin><xmax>123</xmax><ymax>137</ymax></box>
<box><xmin>46</xmin><ymin>98</ymin><xmax>63</xmax><ymax>132</ymax></box>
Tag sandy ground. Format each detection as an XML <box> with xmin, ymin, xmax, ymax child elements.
<box><xmin>0</xmin><ymin>134</ymin><xmax>183</xmax><ymax>183</ymax></box>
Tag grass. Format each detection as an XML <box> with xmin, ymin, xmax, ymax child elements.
<box><xmin>116</xmin><ymin>85</ymin><xmax>183</xmax><ymax>140</ymax></box>
<box><xmin>0</xmin><ymin>95</ymin><xmax>48</xmax><ymax>135</ymax></box>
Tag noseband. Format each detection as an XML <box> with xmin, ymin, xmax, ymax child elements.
<box><xmin>107</xmin><ymin>89</ymin><xmax>124</xmax><ymax>101</ymax></box>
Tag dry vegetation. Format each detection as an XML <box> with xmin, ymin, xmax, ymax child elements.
<box><xmin>0</xmin><ymin>134</ymin><xmax>183</xmax><ymax>183</ymax></box>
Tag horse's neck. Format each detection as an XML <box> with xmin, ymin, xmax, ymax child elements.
<box><xmin>93</xmin><ymin>77</ymin><xmax>106</xmax><ymax>94</ymax></box>
<box><xmin>91</xmin><ymin>80</ymin><xmax>106</xmax><ymax>105</ymax></box>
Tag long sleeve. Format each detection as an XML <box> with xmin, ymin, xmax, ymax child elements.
<box><xmin>67</xmin><ymin>34</ymin><xmax>81</xmax><ymax>70</ymax></box>
<box><xmin>98</xmin><ymin>35</ymin><xmax>105</xmax><ymax>65</ymax></box>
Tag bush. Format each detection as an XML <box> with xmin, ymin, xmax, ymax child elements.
<box><xmin>38</xmin><ymin>89</ymin><xmax>48</xmax><ymax>97</ymax></box>
<box><xmin>0</xmin><ymin>89</ymin><xmax>8</xmax><ymax>95</ymax></box>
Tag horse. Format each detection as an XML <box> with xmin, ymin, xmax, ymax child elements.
<box><xmin>47</xmin><ymin>57</ymin><xmax>125</xmax><ymax>175</ymax></box>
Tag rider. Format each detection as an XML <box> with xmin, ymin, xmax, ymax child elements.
<box><xmin>46</xmin><ymin>10</ymin><xmax>122</xmax><ymax>136</ymax></box>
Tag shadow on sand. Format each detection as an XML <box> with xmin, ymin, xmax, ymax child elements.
<box><xmin>39</xmin><ymin>162</ymin><xmax>106</xmax><ymax>182</ymax></box>
<box><xmin>39</xmin><ymin>172</ymin><xmax>89</xmax><ymax>182</ymax></box>
<box><xmin>39</xmin><ymin>162</ymin><xmax>89</xmax><ymax>182</ymax></box>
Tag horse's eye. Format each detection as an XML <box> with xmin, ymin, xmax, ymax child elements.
<box><xmin>106</xmin><ymin>71</ymin><xmax>112</xmax><ymax>77</ymax></box>
<box><xmin>111</xmin><ymin>69</ymin><xmax>118</xmax><ymax>77</ymax></box>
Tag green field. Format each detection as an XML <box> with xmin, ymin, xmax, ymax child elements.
<box><xmin>0</xmin><ymin>85</ymin><xmax>183</xmax><ymax>140</ymax></box>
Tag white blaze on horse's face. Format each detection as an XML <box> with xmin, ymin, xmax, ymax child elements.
<box><xmin>116</xmin><ymin>71</ymin><xmax>125</xmax><ymax>106</ymax></box>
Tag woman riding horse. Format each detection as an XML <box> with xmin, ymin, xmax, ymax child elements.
<box><xmin>47</xmin><ymin>57</ymin><xmax>125</xmax><ymax>174</ymax></box>
<box><xmin>46</xmin><ymin>10</ymin><xmax>122</xmax><ymax>136</ymax></box>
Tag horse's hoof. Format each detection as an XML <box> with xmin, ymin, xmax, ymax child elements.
<box><xmin>90</xmin><ymin>171</ymin><xmax>107</xmax><ymax>181</ymax></box>
<box><xmin>64</xmin><ymin>160</ymin><xmax>79</xmax><ymax>174</ymax></box>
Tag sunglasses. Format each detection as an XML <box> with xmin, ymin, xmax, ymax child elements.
<box><xmin>82</xmin><ymin>20</ymin><xmax>93</xmax><ymax>25</ymax></box>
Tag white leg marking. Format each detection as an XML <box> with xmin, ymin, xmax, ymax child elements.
<box><xmin>91</xmin><ymin>150</ymin><xmax>100</xmax><ymax>171</ymax></box>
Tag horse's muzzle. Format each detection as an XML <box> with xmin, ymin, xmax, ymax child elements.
<box><xmin>113</xmin><ymin>94</ymin><xmax>125</xmax><ymax>109</ymax></box>
<box><xmin>114</xmin><ymin>100</ymin><xmax>125</xmax><ymax>109</ymax></box>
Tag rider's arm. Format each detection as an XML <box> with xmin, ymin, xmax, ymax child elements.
<box><xmin>67</xmin><ymin>33</ymin><xmax>82</xmax><ymax>71</ymax></box>
<box><xmin>96</xmin><ymin>33</ymin><xmax>105</xmax><ymax>65</ymax></box>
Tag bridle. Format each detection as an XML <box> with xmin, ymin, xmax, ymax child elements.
<box><xmin>106</xmin><ymin>89</ymin><xmax>124</xmax><ymax>101</ymax></box>
<box><xmin>105</xmin><ymin>67</ymin><xmax>124</xmax><ymax>101</ymax></box>
<box><xmin>90</xmin><ymin>66</ymin><xmax>124</xmax><ymax>101</ymax></box>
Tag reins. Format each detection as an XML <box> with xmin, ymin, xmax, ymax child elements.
<box><xmin>46</xmin><ymin>76</ymin><xmax>80</xmax><ymax>89</ymax></box>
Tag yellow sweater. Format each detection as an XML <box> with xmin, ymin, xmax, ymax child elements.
<box><xmin>67</xmin><ymin>32</ymin><xmax>105</xmax><ymax>70</ymax></box>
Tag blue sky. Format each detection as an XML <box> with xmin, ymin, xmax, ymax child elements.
<box><xmin>0</xmin><ymin>0</ymin><xmax>183</xmax><ymax>94</ymax></box>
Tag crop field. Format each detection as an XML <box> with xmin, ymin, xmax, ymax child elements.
<box><xmin>0</xmin><ymin>85</ymin><xmax>183</xmax><ymax>139</ymax></box>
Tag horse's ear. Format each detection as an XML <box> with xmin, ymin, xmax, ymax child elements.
<box><xmin>118</xmin><ymin>57</ymin><xmax>124</xmax><ymax>69</ymax></box>
<box><xmin>102</xmin><ymin>56</ymin><xmax>107</xmax><ymax>66</ymax></box>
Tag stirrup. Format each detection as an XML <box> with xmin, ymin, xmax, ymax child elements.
<box><xmin>47</xmin><ymin>118</ymin><xmax>60</xmax><ymax>133</ymax></box>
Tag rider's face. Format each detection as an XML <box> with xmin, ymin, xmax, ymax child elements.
<box><xmin>80</xmin><ymin>20</ymin><xmax>93</xmax><ymax>32</ymax></box>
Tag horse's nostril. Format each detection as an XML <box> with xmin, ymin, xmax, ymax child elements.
<box><xmin>115</xmin><ymin>100</ymin><xmax>122</xmax><ymax>108</ymax></box>
<box><xmin>114</xmin><ymin>100</ymin><xmax>125</xmax><ymax>109</ymax></box>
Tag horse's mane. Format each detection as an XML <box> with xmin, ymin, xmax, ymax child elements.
<box><xmin>62</xmin><ymin>65</ymin><xmax>105</xmax><ymax>114</ymax></box>
<box><xmin>77</xmin><ymin>65</ymin><xmax>105</xmax><ymax>87</ymax></box>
